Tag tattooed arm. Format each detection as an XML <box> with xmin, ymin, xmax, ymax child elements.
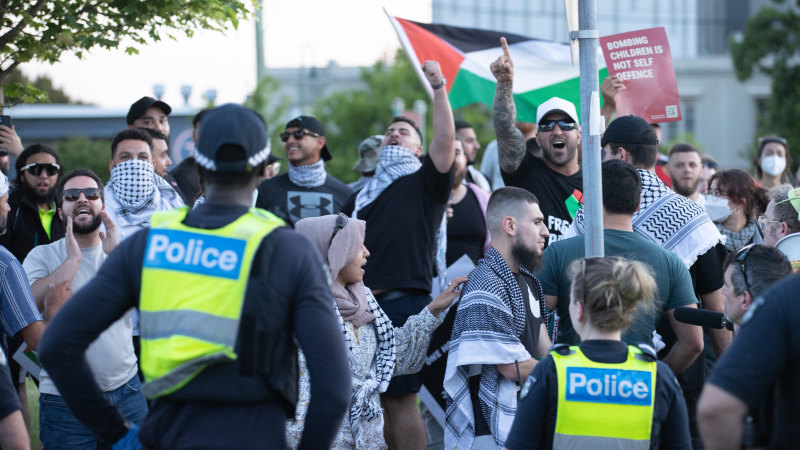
<box><xmin>490</xmin><ymin>37</ymin><xmax>527</xmax><ymax>174</ymax></box>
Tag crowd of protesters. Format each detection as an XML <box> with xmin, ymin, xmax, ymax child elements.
<box><xmin>0</xmin><ymin>38</ymin><xmax>797</xmax><ymax>450</ymax></box>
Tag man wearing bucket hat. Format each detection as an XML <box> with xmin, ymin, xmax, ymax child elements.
<box><xmin>256</xmin><ymin>115</ymin><xmax>353</xmax><ymax>224</ymax></box>
<box><xmin>39</xmin><ymin>104</ymin><xmax>351</xmax><ymax>449</ymax></box>
<box><xmin>349</xmin><ymin>135</ymin><xmax>383</xmax><ymax>192</ymax></box>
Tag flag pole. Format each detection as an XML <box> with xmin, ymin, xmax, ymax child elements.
<box><xmin>575</xmin><ymin>0</ymin><xmax>604</xmax><ymax>258</ymax></box>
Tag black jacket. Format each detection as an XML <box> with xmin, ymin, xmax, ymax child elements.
<box><xmin>1</xmin><ymin>187</ymin><xmax>66</xmax><ymax>263</ymax></box>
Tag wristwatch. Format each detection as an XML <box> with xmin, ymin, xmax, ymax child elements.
<box><xmin>432</xmin><ymin>77</ymin><xmax>447</xmax><ymax>90</ymax></box>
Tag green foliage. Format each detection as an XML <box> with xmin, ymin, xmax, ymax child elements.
<box><xmin>730</xmin><ymin>5</ymin><xmax>800</xmax><ymax>163</ymax></box>
<box><xmin>0</xmin><ymin>0</ymin><xmax>256</xmax><ymax>106</ymax></box>
<box><xmin>3</xmin><ymin>69</ymin><xmax>87</xmax><ymax>105</ymax></box>
<box><xmin>244</xmin><ymin>75</ymin><xmax>290</xmax><ymax>151</ymax></box>
<box><xmin>55</xmin><ymin>135</ymin><xmax>112</xmax><ymax>180</ymax></box>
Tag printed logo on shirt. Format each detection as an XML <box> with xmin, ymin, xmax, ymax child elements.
<box><xmin>547</xmin><ymin>215</ymin><xmax>572</xmax><ymax>245</ymax></box>
<box><xmin>528</xmin><ymin>285</ymin><xmax>541</xmax><ymax>318</ymax></box>
<box><xmin>565</xmin><ymin>367</ymin><xmax>652</xmax><ymax>406</ymax></box>
<box><xmin>144</xmin><ymin>229</ymin><xmax>245</xmax><ymax>280</ymax></box>
<box><xmin>287</xmin><ymin>191</ymin><xmax>334</xmax><ymax>223</ymax></box>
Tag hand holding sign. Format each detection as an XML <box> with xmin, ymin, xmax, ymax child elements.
<box><xmin>490</xmin><ymin>37</ymin><xmax>514</xmax><ymax>83</ymax></box>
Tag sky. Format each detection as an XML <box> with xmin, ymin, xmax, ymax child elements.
<box><xmin>19</xmin><ymin>1</ymin><xmax>431</xmax><ymax>109</ymax></box>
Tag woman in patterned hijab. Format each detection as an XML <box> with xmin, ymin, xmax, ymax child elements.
<box><xmin>287</xmin><ymin>213</ymin><xmax>465</xmax><ymax>449</ymax></box>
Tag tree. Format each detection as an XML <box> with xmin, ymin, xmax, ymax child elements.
<box><xmin>3</xmin><ymin>69</ymin><xmax>89</xmax><ymax>105</ymax></box>
<box><xmin>310</xmin><ymin>50</ymin><xmax>492</xmax><ymax>183</ymax></box>
<box><xmin>0</xmin><ymin>0</ymin><xmax>256</xmax><ymax>108</ymax></box>
<box><xmin>730</xmin><ymin>4</ymin><xmax>800</xmax><ymax>161</ymax></box>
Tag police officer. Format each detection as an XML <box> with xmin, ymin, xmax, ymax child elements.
<box><xmin>504</xmin><ymin>256</ymin><xmax>691</xmax><ymax>449</ymax></box>
<box><xmin>39</xmin><ymin>103</ymin><xmax>351</xmax><ymax>449</ymax></box>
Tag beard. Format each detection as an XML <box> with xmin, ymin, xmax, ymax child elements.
<box><xmin>73</xmin><ymin>213</ymin><xmax>103</xmax><ymax>234</ymax></box>
<box><xmin>20</xmin><ymin>180</ymin><xmax>56</xmax><ymax>206</ymax></box>
<box><xmin>512</xmin><ymin>234</ymin><xmax>543</xmax><ymax>271</ymax></box>
<box><xmin>541</xmin><ymin>140</ymin><xmax>577</xmax><ymax>167</ymax></box>
<box><xmin>672</xmin><ymin>177</ymin><xmax>699</xmax><ymax>198</ymax></box>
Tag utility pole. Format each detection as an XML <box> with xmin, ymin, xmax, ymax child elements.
<box><xmin>568</xmin><ymin>0</ymin><xmax>604</xmax><ymax>257</ymax></box>
<box><xmin>255</xmin><ymin>0</ymin><xmax>266</xmax><ymax>81</ymax></box>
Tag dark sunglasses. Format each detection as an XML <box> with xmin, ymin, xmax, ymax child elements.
<box><xmin>21</xmin><ymin>162</ymin><xmax>60</xmax><ymax>176</ymax></box>
<box><xmin>538</xmin><ymin>119</ymin><xmax>577</xmax><ymax>132</ymax></box>
<box><xmin>279</xmin><ymin>130</ymin><xmax>320</xmax><ymax>142</ymax></box>
<box><xmin>63</xmin><ymin>188</ymin><xmax>101</xmax><ymax>202</ymax></box>
<box><xmin>329</xmin><ymin>213</ymin><xmax>349</xmax><ymax>247</ymax></box>
<box><xmin>735</xmin><ymin>244</ymin><xmax>754</xmax><ymax>292</ymax></box>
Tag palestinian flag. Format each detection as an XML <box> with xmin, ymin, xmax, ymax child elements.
<box><xmin>386</xmin><ymin>13</ymin><xmax>608</xmax><ymax>123</ymax></box>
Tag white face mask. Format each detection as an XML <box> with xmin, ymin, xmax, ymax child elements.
<box><xmin>704</xmin><ymin>194</ymin><xmax>733</xmax><ymax>223</ymax></box>
<box><xmin>761</xmin><ymin>154</ymin><xmax>787</xmax><ymax>177</ymax></box>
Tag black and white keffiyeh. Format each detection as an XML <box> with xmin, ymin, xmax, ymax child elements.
<box><xmin>444</xmin><ymin>247</ymin><xmax>539</xmax><ymax>449</ymax></box>
<box><xmin>353</xmin><ymin>146</ymin><xmax>422</xmax><ymax>218</ymax></box>
<box><xmin>287</xmin><ymin>159</ymin><xmax>328</xmax><ymax>188</ymax></box>
<box><xmin>566</xmin><ymin>169</ymin><xmax>724</xmax><ymax>267</ymax></box>
<box><xmin>718</xmin><ymin>218</ymin><xmax>761</xmax><ymax>252</ymax></box>
<box><xmin>106</xmin><ymin>159</ymin><xmax>185</xmax><ymax>230</ymax></box>
<box><xmin>335</xmin><ymin>288</ymin><xmax>396</xmax><ymax>448</ymax></box>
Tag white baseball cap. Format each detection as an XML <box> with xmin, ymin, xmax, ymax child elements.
<box><xmin>536</xmin><ymin>97</ymin><xmax>580</xmax><ymax>126</ymax></box>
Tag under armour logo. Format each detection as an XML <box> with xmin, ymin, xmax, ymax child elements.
<box><xmin>288</xmin><ymin>192</ymin><xmax>334</xmax><ymax>222</ymax></box>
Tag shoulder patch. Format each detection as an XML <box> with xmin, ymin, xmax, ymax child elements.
<box><xmin>551</xmin><ymin>343</ymin><xmax>573</xmax><ymax>356</ymax></box>
<box><xmin>636</xmin><ymin>343</ymin><xmax>658</xmax><ymax>361</ymax></box>
<box><xmin>519</xmin><ymin>374</ymin><xmax>536</xmax><ymax>400</ymax></box>
<box><xmin>0</xmin><ymin>350</ymin><xmax>6</xmax><ymax>366</ymax></box>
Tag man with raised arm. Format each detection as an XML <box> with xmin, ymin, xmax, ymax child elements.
<box><xmin>342</xmin><ymin>60</ymin><xmax>456</xmax><ymax>450</ymax></box>
<box><xmin>492</xmin><ymin>38</ymin><xmax>583</xmax><ymax>246</ymax></box>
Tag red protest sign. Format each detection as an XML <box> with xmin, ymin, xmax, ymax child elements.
<box><xmin>600</xmin><ymin>27</ymin><xmax>681</xmax><ymax>123</ymax></box>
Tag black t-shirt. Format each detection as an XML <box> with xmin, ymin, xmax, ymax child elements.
<box><xmin>38</xmin><ymin>204</ymin><xmax>351</xmax><ymax>448</ymax></box>
<box><xmin>447</xmin><ymin>188</ymin><xmax>486</xmax><ymax>266</ymax></box>
<box><xmin>501</xmin><ymin>153</ymin><xmax>583</xmax><ymax>247</ymax></box>
<box><xmin>505</xmin><ymin>340</ymin><xmax>691</xmax><ymax>450</ymax></box>
<box><xmin>170</xmin><ymin>156</ymin><xmax>202</xmax><ymax>205</ymax></box>
<box><xmin>342</xmin><ymin>154</ymin><xmax>454</xmax><ymax>292</ymax></box>
<box><xmin>0</xmin><ymin>351</ymin><xmax>21</xmax><ymax>419</ymax></box>
<box><xmin>515</xmin><ymin>272</ymin><xmax>544</xmax><ymax>356</ymax></box>
<box><xmin>256</xmin><ymin>172</ymin><xmax>353</xmax><ymax>225</ymax></box>
<box><xmin>708</xmin><ymin>275</ymin><xmax>800</xmax><ymax>448</ymax></box>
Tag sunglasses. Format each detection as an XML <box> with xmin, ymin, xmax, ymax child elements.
<box><xmin>735</xmin><ymin>244</ymin><xmax>754</xmax><ymax>292</ymax></box>
<box><xmin>279</xmin><ymin>130</ymin><xmax>320</xmax><ymax>142</ymax></box>
<box><xmin>538</xmin><ymin>119</ymin><xmax>577</xmax><ymax>132</ymax></box>
<box><xmin>328</xmin><ymin>213</ymin><xmax>349</xmax><ymax>248</ymax></box>
<box><xmin>63</xmin><ymin>188</ymin><xmax>101</xmax><ymax>202</ymax></box>
<box><xmin>21</xmin><ymin>162</ymin><xmax>60</xmax><ymax>176</ymax></box>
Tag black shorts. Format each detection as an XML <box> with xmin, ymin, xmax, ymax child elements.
<box><xmin>376</xmin><ymin>290</ymin><xmax>431</xmax><ymax>396</ymax></box>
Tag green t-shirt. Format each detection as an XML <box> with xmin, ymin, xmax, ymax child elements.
<box><xmin>38</xmin><ymin>208</ymin><xmax>55</xmax><ymax>240</ymax></box>
<box><xmin>537</xmin><ymin>229</ymin><xmax>697</xmax><ymax>346</ymax></box>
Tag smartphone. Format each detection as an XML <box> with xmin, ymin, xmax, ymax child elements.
<box><xmin>0</xmin><ymin>115</ymin><xmax>11</xmax><ymax>128</ymax></box>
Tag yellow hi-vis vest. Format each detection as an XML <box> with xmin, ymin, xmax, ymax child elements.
<box><xmin>552</xmin><ymin>345</ymin><xmax>657</xmax><ymax>450</ymax></box>
<box><xmin>139</xmin><ymin>207</ymin><xmax>284</xmax><ymax>399</ymax></box>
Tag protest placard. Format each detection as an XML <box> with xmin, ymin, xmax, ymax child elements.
<box><xmin>600</xmin><ymin>27</ymin><xmax>681</xmax><ymax>123</ymax></box>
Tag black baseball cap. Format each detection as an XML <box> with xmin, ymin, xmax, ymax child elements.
<box><xmin>601</xmin><ymin>115</ymin><xmax>659</xmax><ymax>147</ymax></box>
<box><xmin>126</xmin><ymin>96</ymin><xmax>172</xmax><ymax>125</ymax></box>
<box><xmin>285</xmin><ymin>115</ymin><xmax>332</xmax><ymax>161</ymax></box>
<box><xmin>195</xmin><ymin>103</ymin><xmax>270</xmax><ymax>173</ymax></box>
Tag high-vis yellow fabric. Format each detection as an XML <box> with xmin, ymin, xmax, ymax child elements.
<box><xmin>552</xmin><ymin>345</ymin><xmax>657</xmax><ymax>450</ymax></box>
<box><xmin>139</xmin><ymin>207</ymin><xmax>284</xmax><ymax>398</ymax></box>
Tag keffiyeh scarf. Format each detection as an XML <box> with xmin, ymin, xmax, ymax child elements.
<box><xmin>353</xmin><ymin>146</ymin><xmax>422</xmax><ymax>218</ymax></box>
<box><xmin>566</xmin><ymin>169</ymin><xmax>724</xmax><ymax>267</ymax></box>
<box><xmin>106</xmin><ymin>159</ymin><xmax>184</xmax><ymax>229</ymax></box>
<box><xmin>287</xmin><ymin>159</ymin><xmax>327</xmax><ymax>188</ymax></box>
<box><xmin>718</xmin><ymin>218</ymin><xmax>761</xmax><ymax>252</ymax></box>
<box><xmin>444</xmin><ymin>247</ymin><xmax>538</xmax><ymax>449</ymax></box>
<box><xmin>336</xmin><ymin>289</ymin><xmax>396</xmax><ymax>447</ymax></box>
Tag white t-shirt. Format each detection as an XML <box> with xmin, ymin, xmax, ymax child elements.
<box><xmin>23</xmin><ymin>239</ymin><xmax>137</xmax><ymax>395</ymax></box>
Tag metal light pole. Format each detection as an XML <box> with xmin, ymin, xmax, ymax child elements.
<box><xmin>255</xmin><ymin>0</ymin><xmax>266</xmax><ymax>81</ymax></box>
<box><xmin>569</xmin><ymin>0</ymin><xmax>604</xmax><ymax>257</ymax></box>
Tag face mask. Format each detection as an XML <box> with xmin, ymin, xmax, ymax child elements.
<box><xmin>704</xmin><ymin>194</ymin><xmax>733</xmax><ymax>223</ymax></box>
<box><xmin>761</xmin><ymin>154</ymin><xmax>786</xmax><ymax>177</ymax></box>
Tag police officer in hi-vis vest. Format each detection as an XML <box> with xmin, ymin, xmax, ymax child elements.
<box><xmin>504</xmin><ymin>256</ymin><xmax>691</xmax><ymax>450</ymax></box>
<box><xmin>39</xmin><ymin>103</ymin><xmax>351</xmax><ymax>449</ymax></box>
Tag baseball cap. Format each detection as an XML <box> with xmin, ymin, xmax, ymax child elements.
<box><xmin>600</xmin><ymin>115</ymin><xmax>659</xmax><ymax>147</ymax></box>
<box><xmin>195</xmin><ymin>103</ymin><xmax>271</xmax><ymax>172</ymax></box>
<box><xmin>353</xmin><ymin>135</ymin><xmax>383</xmax><ymax>172</ymax></box>
<box><xmin>285</xmin><ymin>115</ymin><xmax>332</xmax><ymax>161</ymax></box>
<box><xmin>126</xmin><ymin>96</ymin><xmax>172</xmax><ymax>125</ymax></box>
<box><xmin>536</xmin><ymin>97</ymin><xmax>580</xmax><ymax>125</ymax></box>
